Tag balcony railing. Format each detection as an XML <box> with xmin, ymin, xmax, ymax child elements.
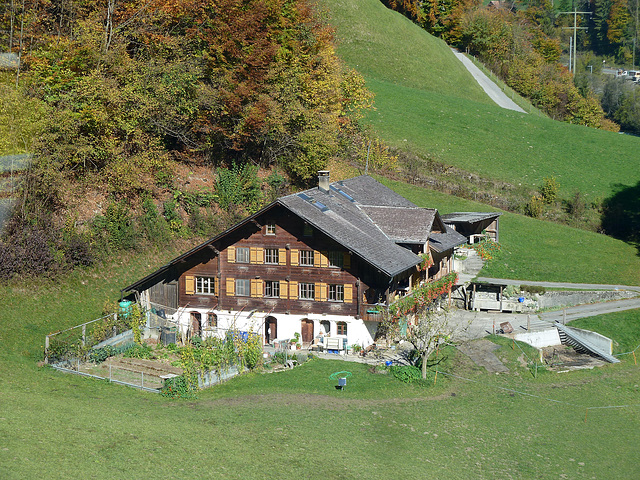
<box><xmin>361</xmin><ymin>304</ymin><xmax>388</xmax><ymax>322</ymax></box>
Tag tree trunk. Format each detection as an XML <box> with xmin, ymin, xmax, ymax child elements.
<box><xmin>422</xmin><ymin>351</ymin><xmax>428</xmax><ymax>379</ymax></box>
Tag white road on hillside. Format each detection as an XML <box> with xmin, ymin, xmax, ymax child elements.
<box><xmin>452</xmin><ymin>49</ymin><xmax>526</xmax><ymax>113</ymax></box>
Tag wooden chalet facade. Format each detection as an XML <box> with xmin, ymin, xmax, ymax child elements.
<box><xmin>123</xmin><ymin>173</ymin><xmax>466</xmax><ymax>348</ymax></box>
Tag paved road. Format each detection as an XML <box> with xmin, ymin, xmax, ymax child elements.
<box><xmin>451</xmin><ymin>49</ymin><xmax>526</xmax><ymax>113</ymax></box>
<box><xmin>452</xmin><ymin>277</ymin><xmax>640</xmax><ymax>340</ymax></box>
<box><xmin>476</xmin><ymin>277</ymin><xmax>640</xmax><ymax>293</ymax></box>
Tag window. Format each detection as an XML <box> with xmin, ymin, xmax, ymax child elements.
<box><xmin>236</xmin><ymin>247</ymin><xmax>250</xmax><ymax>263</ymax></box>
<box><xmin>328</xmin><ymin>251</ymin><xmax>343</xmax><ymax>268</ymax></box>
<box><xmin>298</xmin><ymin>282</ymin><xmax>315</xmax><ymax>300</ymax></box>
<box><xmin>207</xmin><ymin>313</ymin><xmax>217</xmax><ymax>328</ymax></box>
<box><xmin>264</xmin><ymin>280</ymin><xmax>280</xmax><ymax>298</ymax></box>
<box><xmin>299</xmin><ymin>250</ymin><xmax>314</xmax><ymax>266</ymax></box>
<box><xmin>337</xmin><ymin>321</ymin><xmax>347</xmax><ymax>336</ymax></box>
<box><xmin>265</xmin><ymin>223</ymin><xmax>276</xmax><ymax>235</ymax></box>
<box><xmin>195</xmin><ymin>276</ymin><xmax>216</xmax><ymax>295</ymax></box>
<box><xmin>328</xmin><ymin>284</ymin><xmax>344</xmax><ymax>302</ymax></box>
<box><xmin>264</xmin><ymin>248</ymin><xmax>279</xmax><ymax>265</ymax></box>
<box><xmin>235</xmin><ymin>279</ymin><xmax>250</xmax><ymax>296</ymax></box>
<box><xmin>303</xmin><ymin>223</ymin><xmax>313</xmax><ymax>237</ymax></box>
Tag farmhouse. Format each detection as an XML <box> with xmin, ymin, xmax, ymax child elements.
<box><xmin>122</xmin><ymin>172</ymin><xmax>466</xmax><ymax>349</ymax></box>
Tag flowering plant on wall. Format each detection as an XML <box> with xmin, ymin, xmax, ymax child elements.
<box><xmin>388</xmin><ymin>272</ymin><xmax>458</xmax><ymax>322</ymax></box>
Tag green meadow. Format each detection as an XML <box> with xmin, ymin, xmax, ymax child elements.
<box><xmin>1</xmin><ymin>253</ymin><xmax>640</xmax><ymax>479</ymax></box>
<box><xmin>323</xmin><ymin>0</ymin><xmax>640</xmax><ymax>202</ymax></box>
<box><xmin>380</xmin><ymin>177</ymin><xmax>640</xmax><ymax>286</ymax></box>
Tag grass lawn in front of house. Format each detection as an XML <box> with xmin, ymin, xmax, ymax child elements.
<box><xmin>2</xmin><ymin>252</ymin><xmax>640</xmax><ymax>479</ymax></box>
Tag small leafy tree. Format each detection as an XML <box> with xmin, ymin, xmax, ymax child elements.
<box><xmin>405</xmin><ymin>309</ymin><xmax>463</xmax><ymax>379</ymax></box>
<box><xmin>215</xmin><ymin>163</ymin><xmax>262</xmax><ymax>212</ymax></box>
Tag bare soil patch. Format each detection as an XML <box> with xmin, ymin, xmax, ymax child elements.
<box><xmin>541</xmin><ymin>345</ymin><xmax>606</xmax><ymax>372</ymax></box>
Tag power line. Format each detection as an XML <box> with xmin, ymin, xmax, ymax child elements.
<box><xmin>559</xmin><ymin>9</ymin><xmax>591</xmax><ymax>74</ymax></box>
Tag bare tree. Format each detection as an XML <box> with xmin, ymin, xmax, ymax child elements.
<box><xmin>405</xmin><ymin>308</ymin><xmax>467</xmax><ymax>379</ymax></box>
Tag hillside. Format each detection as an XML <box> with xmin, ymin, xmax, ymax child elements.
<box><xmin>322</xmin><ymin>0</ymin><xmax>640</xmax><ymax>203</ymax></box>
<box><xmin>379</xmin><ymin>177</ymin><xmax>640</xmax><ymax>286</ymax></box>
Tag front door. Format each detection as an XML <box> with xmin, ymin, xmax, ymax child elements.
<box><xmin>190</xmin><ymin>312</ymin><xmax>201</xmax><ymax>338</ymax></box>
<box><xmin>265</xmin><ymin>316</ymin><xmax>277</xmax><ymax>344</ymax></box>
<box><xmin>301</xmin><ymin>319</ymin><xmax>314</xmax><ymax>344</ymax></box>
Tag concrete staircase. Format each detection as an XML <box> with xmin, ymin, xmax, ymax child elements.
<box><xmin>455</xmin><ymin>248</ymin><xmax>484</xmax><ymax>285</ymax></box>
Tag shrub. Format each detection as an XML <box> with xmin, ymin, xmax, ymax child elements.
<box><xmin>161</xmin><ymin>375</ymin><xmax>197</xmax><ymax>399</ymax></box>
<box><xmin>215</xmin><ymin>162</ymin><xmax>262</xmax><ymax>212</ymax></box>
<box><xmin>565</xmin><ymin>191</ymin><xmax>586</xmax><ymax>219</ymax></box>
<box><xmin>389</xmin><ymin>365</ymin><xmax>424</xmax><ymax>384</ymax></box>
<box><xmin>64</xmin><ymin>234</ymin><xmax>94</xmax><ymax>267</ymax></box>
<box><xmin>540</xmin><ymin>177</ymin><xmax>559</xmax><ymax>204</ymax></box>
<box><xmin>0</xmin><ymin>216</ymin><xmax>58</xmax><ymax>280</ymax></box>
<box><xmin>473</xmin><ymin>236</ymin><xmax>501</xmax><ymax>260</ymax></box>
<box><xmin>525</xmin><ymin>194</ymin><xmax>544</xmax><ymax>218</ymax></box>
<box><xmin>140</xmin><ymin>197</ymin><xmax>170</xmax><ymax>244</ymax></box>
<box><xmin>520</xmin><ymin>284</ymin><xmax>546</xmax><ymax>295</ymax></box>
<box><xmin>123</xmin><ymin>343</ymin><xmax>154</xmax><ymax>359</ymax></box>
<box><xmin>162</xmin><ymin>199</ymin><xmax>183</xmax><ymax>234</ymax></box>
<box><xmin>92</xmin><ymin>200</ymin><xmax>138</xmax><ymax>250</ymax></box>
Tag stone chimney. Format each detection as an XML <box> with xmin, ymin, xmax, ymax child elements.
<box><xmin>318</xmin><ymin>170</ymin><xmax>330</xmax><ymax>192</ymax></box>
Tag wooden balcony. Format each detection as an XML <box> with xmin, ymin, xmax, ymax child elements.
<box><xmin>361</xmin><ymin>304</ymin><xmax>388</xmax><ymax>322</ymax></box>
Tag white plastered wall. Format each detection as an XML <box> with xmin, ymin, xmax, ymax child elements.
<box><xmin>173</xmin><ymin>308</ymin><xmax>376</xmax><ymax>347</ymax></box>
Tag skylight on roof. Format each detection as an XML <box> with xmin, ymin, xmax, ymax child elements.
<box><xmin>329</xmin><ymin>184</ymin><xmax>355</xmax><ymax>202</ymax></box>
<box><xmin>313</xmin><ymin>201</ymin><xmax>329</xmax><ymax>212</ymax></box>
<box><xmin>298</xmin><ymin>193</ymin><xmax>313</xmax><ymax>202</ymax></box>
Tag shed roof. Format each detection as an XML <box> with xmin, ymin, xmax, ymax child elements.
<box><xmin>428</xmin><ymin>225</ymin><xmax>468</xmax><ymax>253</ymax></box>
<box><xmin>441</xmin><ymin>212</ymin><xmax>502</xmax><ymax>224</ymax></box>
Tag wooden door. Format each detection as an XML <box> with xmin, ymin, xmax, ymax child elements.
<box><xmin>301</xmin><ymin>319</ymin><xmax>314</xmax><ymax>344</ymax></box>
<box><xmin>265</xmin><ymin>316</ymin><xmax>277</xmax><ymax>344</ymax></box>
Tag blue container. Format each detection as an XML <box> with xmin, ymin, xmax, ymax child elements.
<box><xmin>385</xmin><ymin>360</ymin><xmax>393</xmax><ymax>367</ymax></box>
<box><xmin>119</xmin><ymin>300</ymin><xmax>133</xmax><ymax>319</ymax></box>
<box><xmin>518</xmin><ymin>297</ymin><xmax>525</xmax><ymax>303</ymax></box>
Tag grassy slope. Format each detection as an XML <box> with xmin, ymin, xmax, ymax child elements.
<box><xmin>323</xmin><ymin>0</ymin><xmax>640</xmax><ymax>201</ymax></box>
<box><xmin>380</xmin><ymin>177</ymin><xmax>640</xmax><ymax>285</ymax></box>
<box><xmin>1</xmin><ymin>259</ymin><xmax>640</xmax><ymax>479</ymax></box>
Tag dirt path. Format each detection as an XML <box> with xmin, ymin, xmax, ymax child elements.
<box><xmin>457</xmin><ymin>339</ymin><xmax>510</xmax><ymax>373</ymax></box>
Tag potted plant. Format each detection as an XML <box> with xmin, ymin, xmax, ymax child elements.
<box><xmin>290</xmin><ymin>332</ymin><xmax>300</xmax><ymax>350</ymax></box>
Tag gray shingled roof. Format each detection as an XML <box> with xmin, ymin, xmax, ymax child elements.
<box><xmin>278</xmin><ymin>179</ymin><xmax>422</xmax><ymax>277</ymax></box>
<box><xmin>359</xmin><ymin>206</ymin><xmax>435</xmax><ymax>244</ymax></box>
<box><xmin>441</xmin><ymin>212</ymin><xmax>502</xmax><ymax>224</ymax></box>
<box><xmin>429</xmin><ymin>225</ymin><xmax>467</xmax><ymax>253</ymax></box>
<box><xmin>336</xmin><ymin>176</ymin><xmax>417</xmax><ymax>208</ymax></box>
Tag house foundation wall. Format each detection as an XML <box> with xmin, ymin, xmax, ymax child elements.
<box><xmin>173</xmin><ymin>308</ymin><xmax>375</xmax><ymax>347</ymax></box>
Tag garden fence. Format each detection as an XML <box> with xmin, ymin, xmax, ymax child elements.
<box><xmin>44</xmin><ymin>313</ymin><xmax>131</xmax><ymax>366</ymax></box>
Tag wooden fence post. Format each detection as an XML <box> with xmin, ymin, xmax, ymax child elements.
<box><xmin>44</xmin><ymin>335</ymin><xmax>50</xmax><ymax>364</ymax></box>
<box><xmin>82</xmin><ymin>324</ymin><xmax>86</xmax><ymax>346</ymax></box>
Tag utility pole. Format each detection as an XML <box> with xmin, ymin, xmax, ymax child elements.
<box><xmin>559</xmin><ymin>9</ymin><xmax>591</xmax><ymax>75</ymax></box>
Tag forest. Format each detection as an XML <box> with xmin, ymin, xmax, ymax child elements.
<box><xmin>0</xmin><ymin>0</ymin><xmax>391</xmax><ymax>279</ymax></box>
<box><xmin>1</xmin><ymin>0</ymin><xmax>639</xmax><ymax>280</ymax></box>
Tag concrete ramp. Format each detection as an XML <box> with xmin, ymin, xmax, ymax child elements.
<box><xmin>555</xmin><ymin>322</ymin><xmax>619</xmax><ymax>363</ymax></box>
